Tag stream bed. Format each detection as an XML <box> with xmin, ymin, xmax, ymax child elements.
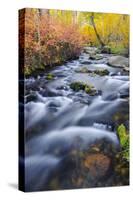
<box><xmin>22</xmin><ymin>47</ymin><xmax>129</xmax><ymax>191</ymax></box>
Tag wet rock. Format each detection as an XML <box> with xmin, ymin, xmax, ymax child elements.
<box><xmin>90</xmin><ymin>54</ymin><xmax>103</xmax><ymax>60</ymax></box>
<box><xmin>56</xmin><ymin>139</ymin><xmax>119</xmax><ymax>189</ymax></box>
<box><xmin>26</xmin><ymin>93</ymin><xmax>38</xmax><ymax>103</ymax></box>
<box><xmin>100</xmin><ymin>46</ymin><xmax>111</xmax><ymax>54</ymax></box>
<box><xmin>85</xmin><ymin>85</ymin><xmax>97</xmax><ymax>96</ymax></box>
<box><xmin>83</xmin><ymin>47</ymin><xmax>100</xmax><ymax>55</ymax></box>
<box><xmin>123</xmin><ymin>67</ymin><xmax>129</xmax><ymax>72</ymax></box>
<box><xmin>56</xmin><ymin>85</ymin><xmax>69</xmax><ymax>91</ymax></box>
<box><xmin>70</xmin><ymin>81</ymin><xmax>97</xmax><ymax>96</ymax></box>
<box><xmin>84</xmin><ymin>153</ymin><xmax>111</xmax><ymax>178</ymax></box>
<box><xmin>25</xmin><ymin>81</ymin><xmax>40</xmax><ymax>92</ymax></box>
<box><xmin>75</xmin><ymin>67</ymin><xmax>109</xmax><ymax>76</ymax></box>
<box><xmin>103</xmin><ymin>93</ymin><xmax>118</xmax><ymax>101</ymax></box>
<box><xmin>75</xmin><ymin>66</ymin><xmax>91</xmax><ymax>73</ymax></box>
<box><xmin>70</xmin><ymin>82</ymin><xmax>86</xmax><ymax>91</ymax></box>
<box><xmin>94</xmin><ymin>69</ymin><xmax>109</xmax><ymax>76</ymax></box>
<box><xmin>46</xmin><ymin>73</ymin><xmax>55</xmax><ymax>80</ymax></box>
<box><xmin>108</xmin><ymin>56</ymin><xmax>129</xmax><ymax>68</ymax></box>
<box><xmin>79</xmin><ymin>60</ymin><xmax>92</xmax><ymax>65</ymax></box>
<box><xmin>119</xmin><ymin>93</ymin><xmax>129</xmax><ymax>99</ymax></box>
<box><xmin>39</xmin><ymin>88</ymin><xmax>60</xmax><ymax>97</ymax></box>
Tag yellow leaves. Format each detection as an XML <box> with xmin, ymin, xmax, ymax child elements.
<box><xmin>79</xmin><ymin>12</ymin><xmax>129</xmax><ymax>48</ymax></box>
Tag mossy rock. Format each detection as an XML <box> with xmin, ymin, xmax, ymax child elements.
<box><xmin>46</xmin><ymin>73</ymin><xmax>55</xmax><ymax>80</ymax></box>
<box><xmin>70</xmin><ymin>82</ymin><xmax>86</xmax><ymax>91</ymax></box>
<box><xmin>70</xmin><ymin>81</ymin><xmax>97</xmax><ymax>95</ymax></box>
<box><xmin>75</xmin><ymin>68</ymin><xmax>109</xmax><ymax>76</ymax></box>
<box><xmin>75</xmin><ymin>67</ymin><xmax>91</xmax><ymax>73</ymax></box>
<box><xmin>94</xmin><ymin>69</ymin><xmax>109</xmax><ymax>76</ymax></box>
<box><xmin>85</xmin><ymin>85</ymin><xmax>97</xmax><ymax>95</ymax></box>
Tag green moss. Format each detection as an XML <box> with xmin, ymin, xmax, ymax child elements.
<box><xmin>94</xmin><ymin>69</ymin><xmax>109</xmax><ymax>76</ymax></box>
<box><xmin>75</xmin><ymin>68</ymin><xmax>109</xmax><ymax>76</ymax></box>
<box><xmin>110</xmin><ymin>45</ymin><xmax>129</xmax><ymax>56</ymax></box>
<box><xmin>85</xmin><ymin>85</ymin><xmax>96</xmax><ymax>95</ymax></box>
<box><xmin>70</xmin><ymin>81</ymin><xmax>97</xmax><ymax>95</ymax></box>
<box><xmin>117</xmin><ymin>124</ymin><xmax>129</xmax><ymax>161</ymax></box>
<box><xmin>25</xmin><ymin>67</ymin><xmax>32</xmax><ymax>76</ymax></box>
<box><xmin>70</xmin><ymin>82</ymin><xmax>85</xmax><ymax>91</ymax></box>
<box><xmin>46</xmin><ymin>73</ymin><xmax>55</xmax><ymax>80</ymax></box>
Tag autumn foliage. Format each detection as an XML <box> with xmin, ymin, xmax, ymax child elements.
<box><xmin>19</xmin><ymin>9</ymin><xmax>129</xmax><ymax>75</ymax></box>
<box><xmin>20</xmin><ymin>9</ymin><xmax>87</xmax><ymax>75</ymax></box>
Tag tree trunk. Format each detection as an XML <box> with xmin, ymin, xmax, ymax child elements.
<box><xmin>34</xmin><ymin>9</ymin><xmax>42</xmax><ymax>66</ymax></box>
<box><xmin>90</xmin><ymin>13</ymin><xmax>105</xmax><ymax>47</ymax></box>
<box><xmin>72</xmin><ymin>11</ymin><xmax>79</xmax><ymax>24</ymax></box>
<box><xmin>38</xmin><ymin>9</ymin><xmax>49</xmax><ymax>17</ymax></box>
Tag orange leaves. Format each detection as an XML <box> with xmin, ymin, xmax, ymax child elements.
<box><xmin>23</xmin><ymin>9</ymin><xmax>86</xmax><ymax>72</ymax></box>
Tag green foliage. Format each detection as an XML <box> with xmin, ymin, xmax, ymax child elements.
<box><xmin>70</xmin><ymin>81</ymin><xmax>97</xmax><ymax>95</ymax></box>
<box><xmin>25</xmin><ymin>67</ymin><xmax>32</xmax><ymax>76</ymax></box>
<box><xmin>117</xmin><ymin>124</ymin><xmax>129</xmax><ymax>161</ymax></box>
<box><xmin>110</xmin><ymin>46</ymin><xmax>129</xmax><ymax>56</ymax></box>
<box><xmin>94</xmin><ymin>69</ymin><xmax>109</xmax><ymax>76</ymax></box>
<box><xmin>46</xmin><ymin>73</ymin><xmax>55</xmax><ymax>80</ymax></box>
<box><xmin>70</xmin><ymin>82</ymin><xmax>86</xmax><ymax>91</ymax></box>
<box><xmin>20</xmin><ymin>9</ymin><xmax>129</xmax><ymax>75</ymax></box>
<box><xmin>85</xmin><ymin>85</ymin><xmax>96</xmax><ymax>95</ymax></box>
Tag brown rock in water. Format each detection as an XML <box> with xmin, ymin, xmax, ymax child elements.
<box><xmin>84</xmin><ymin>153</ymin><xmax>111</xmax><ymax>178</ymax></box>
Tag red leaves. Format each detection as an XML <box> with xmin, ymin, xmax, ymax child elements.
<box><xmin>23</xmin><ymin>9</ymin><xmax>86</xmax><ymax>71</ymax></box>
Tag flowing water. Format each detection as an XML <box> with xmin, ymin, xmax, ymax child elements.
<box><xmin>22</xmin><ymin>48</ymin><xmax>129</xmax><ymax>191</ymax></box>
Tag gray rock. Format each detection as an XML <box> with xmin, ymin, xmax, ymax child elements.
<box><xmin>83</xmin><ymin>47</ymin><xmax>100</xmax><ymax>55</ymax></box>
<box><xmin>108</xmin><ymin>56</ymin><xmax>129</xmax><ymax>68</ymax></box>
<box><xmin>90</xmin><ymin>54</ymin><xmax>103</xmax><ymax>60</ymax></box>
<box><xmin>79</xmin><ymin>60</ymin><xmax>92</xmax><ymax>65</ymax></box>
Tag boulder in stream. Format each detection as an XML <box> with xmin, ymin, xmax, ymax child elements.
<box><xmin>83</xmin><ymin>47</ymin><xmax>100</xmax><ymax>55</ymax></box>
<box><xmin>75</xmin><ymin>66</ymin><xmax>91</xmax><ymax>73</ymax></box>
<box><xmin>51</xmin><ymin>139</ymin><xmax>119</xmax><ymax>190</ymax></box>
<box><xmin>108</xmin><ymin>56</ymin><xmax>129</xmax><ymax>69</ymax></box>
<box><xmin>70</xmin><ymin>81</ymin><xmax>97</xmax><ymax>96</ymax></box>
<box><xmin>90</xmin><ymin>54</ymin><xmax>104</xmax><ymax>60</ymax></box>
<box><xmin>94</xmin><ymin>69</ymin><xmax>109</xmax><ymax>76</ymax></box>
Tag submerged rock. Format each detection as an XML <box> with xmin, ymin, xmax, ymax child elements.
<box><xmin>79</xmin><ymin>60</ymin><xmax>92</xmax><ymax>65</ymax></box>
<box><xmin>108</xmin><ymin>56</ymin><xmax>129</xmax><ymax>68</ymax></box>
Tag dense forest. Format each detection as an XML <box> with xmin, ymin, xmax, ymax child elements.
<box><xmin>19</xmin><ymin>9</ymin><xmax>129</xmax><ymax>75</ymax></box>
